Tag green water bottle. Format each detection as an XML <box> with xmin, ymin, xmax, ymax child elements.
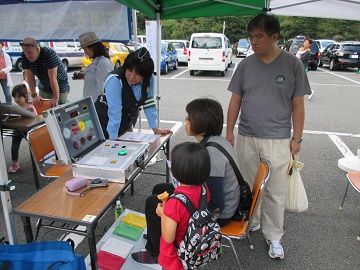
<box><xmin>115</xmin><ymin>200</ymin><xmax>124</xmax><ymax>220</ymax></box>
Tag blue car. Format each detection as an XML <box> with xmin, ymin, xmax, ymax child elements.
<box><xmin>160</xmin><ymin>41</ymin><xmax>178</xmax><ymax>74</ymax></box>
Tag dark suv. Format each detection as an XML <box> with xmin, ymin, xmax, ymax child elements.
<box><xmin>284</xmin><ymin>36</ymin><xmax>320</xmax><ymax>70</ymax></box>
<box><xmin>319</xmin><ymin>42</ymin><xmax>360</xmax><ymax>70</ymax></box>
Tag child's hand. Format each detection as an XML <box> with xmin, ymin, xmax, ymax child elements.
<box><xmin>156</xmin><ymin>203</ymin><xmax>164</xmax><ymax>218</ymax></box>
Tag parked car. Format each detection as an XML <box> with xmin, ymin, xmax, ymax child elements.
<box><xmin>160</xmin><ymin>41</ymin><xmax>178</xmax><ymax>74</ymax></box>
<box><xmin>319</xmin><ymin>42</ymin><xmax>360</xmax><ymax>70</ymax></box>
<box><xmin>125</xmin><ymin>41</ymin><xmax>143</xmax><ymax>52</ymax></box>
<box><xmin>315</xmin><ymin>39</ymin><xmax>336</xmax><ymax>53</ymax></box>
<box><xmin>47</xmin><ymin>41</ymin><xmax>84</xmax><ymax>72</ymax></box>
<box><xmin>237</xmin><ymin>38</ymin><xmax>250</xmax><ymax>57</ymax></box>
<box><xmin>188</xmin><ymin>32</ymin><xmax>229</xmax><ymax>76</ymax></box>
<box><xmin>165</xmin><ymin>40</ymin><xmax>189</xmax><ymax>64</ymax></box>
<box><xmin>284</xmin><ymin>36</ymin><xmax>320</xmax><ymax>70</ymax></box>
<box><xmin>82</xmin><ymin>42</ymin><xmax>130</xmax><ymax>69</ymax></box>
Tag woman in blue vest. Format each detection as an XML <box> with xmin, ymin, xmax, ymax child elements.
<box><xmin>101</xmin><ymin>47</ymin><xmax>171</xmax><ymax>139</ymax></box>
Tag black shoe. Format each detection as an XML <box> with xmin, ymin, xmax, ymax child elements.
<box><xmin>143</xmin><ymin>233</ymin><xmax>147</xmax><ymax>240</ymax></box>
<box><xmin>131</xmin><ymin>251</ymin><xmax>158</xmax><ymax>264</ymax></box>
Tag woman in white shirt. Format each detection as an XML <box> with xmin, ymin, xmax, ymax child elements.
<box><xmin>0</xmin><ymin>42</ymin><xmax>13</xmax><ymax>103</ymax></box>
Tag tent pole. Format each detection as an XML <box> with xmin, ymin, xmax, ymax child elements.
<box><xmin>156</xmin><ymin>12</ymin><xmax>161</xmax><ymax>127</ymax></box>
<box><xmin>0</xmin><ymin>136</ymin><xmax>17</xmax><ymax>244</ymax></box>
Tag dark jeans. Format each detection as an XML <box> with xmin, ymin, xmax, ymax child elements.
<box><xmin>0</xmin><ymin>79</ymin><xmax>12</xmax><ymax>103</ymax></box>
<box><xmin>145</xmin><ymin>183</ymin><xmax>175</xmax><ymax>257</ymax></box>
<box><xmin>11</xmin><ymin>134</ymin><xmax>23</xmax><ymax>162</ymax></box>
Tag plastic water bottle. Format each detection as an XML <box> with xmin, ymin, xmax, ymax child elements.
<box><xmin>115</xmin><ymin>200</ymin><xmax>124</xmax><ymax>220</ymax></box>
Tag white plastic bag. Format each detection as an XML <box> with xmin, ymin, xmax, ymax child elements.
<box><xmin>285</xmin><ymin>154</ymin><xmax>308</xmax><ymax>212</ymax></box>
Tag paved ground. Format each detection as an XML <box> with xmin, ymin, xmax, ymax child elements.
<box><xmin>1</xmin><ymin>59</ymin><xmax>360</xmax><ymax>269</ymax></box>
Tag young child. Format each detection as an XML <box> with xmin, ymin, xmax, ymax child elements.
<box><xmin>131</xmin><ymin>142</ymin><xmax>211</xmax><ymax>269</ymax></box>
<box><xmin>296</xmin><ymin>44</ymin><xmax>305</xmax><ymax>59</ymax></box>
<box><xmin>8</xmin><ymin>84</ymin><xmax>37</xmax><ymax>173</ymax></box>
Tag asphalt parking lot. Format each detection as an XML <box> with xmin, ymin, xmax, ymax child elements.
<box><xmin>1</xmin><ymin>57</ymin><xmax>360</xmax><ymax>269</ymax></box>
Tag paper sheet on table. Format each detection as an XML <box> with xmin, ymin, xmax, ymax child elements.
<box><xmin>100</xmin><ymin>237</ymin><xmax>134</xmax><ymax>258</ymax></box>
<box><xmin>118</xmin><ymin>132</ymin><xmax>161</xmax><ymax>143</ymax></box>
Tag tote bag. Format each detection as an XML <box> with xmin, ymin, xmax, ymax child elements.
<box><xmin>285</xmin><ymin>154</ymin><xmax>308</xmax><ymax>213</ymax></box>
<box><xmin>0</xmin><ymin>241</ymin><xmax>86</xmax><ymax>270</ymax></box>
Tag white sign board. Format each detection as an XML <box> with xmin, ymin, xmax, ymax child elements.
<box><xmin>0</xmin><ymin>1</ymin><xmax>130</xmax><ymax>42</ymax></box>
<box><xmin>145</xmin><ymin>21</ymin><xmax>161</xmax><ymax>73</ymax></box>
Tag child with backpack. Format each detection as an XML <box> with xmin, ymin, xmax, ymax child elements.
<box><xmin>8</xmin><ymin>84</ymin><xmax>37</xmax><ymax>173</ymax></box>
<box><xmin>132</xmin><ymin>142</ymin><xmax>220</xmax><ymax>269</ymax></box>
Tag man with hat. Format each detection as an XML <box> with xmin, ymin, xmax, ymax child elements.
<box><xmin>20</xmin><ymin>37</ymin><xmax>69</xmax><ymax>108</ymax></box>
<box><xmin>76</xmin><ymin>32</ymin><xmax>113</xmax><ymax>102</ymax></box>
<box><xmin>96</xmin><ymin>47</ymin><xmax>171</xmax><ymax>139</ymax></box>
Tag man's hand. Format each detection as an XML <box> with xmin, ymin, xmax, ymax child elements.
<box><xmin>49</xmin><ymin>97</ymin><xmax>59</xmax><ymax>108</ymax></box>
<box><xmin>156</xmin><ymin>203</ymin><xmax>165</xmax><ymax>218</ymax></box>
<box><xmin>226</xmin><ymin>132</ymin><xmax>235</xmax><ymax>147</ymax></box>
<box><xmin>290</xmin><ymin>140</ymin><xmax>301</xmax><ymax>155</ymax></box>
<box><xmin>152</xmin><ymin>127</ymin><xmax>172</xmax><ymax>134</ymax></box>
<box><xmin>31</xmin><ymin>95</ymin><xmax>42</xmax><ymax>108</ymax></box>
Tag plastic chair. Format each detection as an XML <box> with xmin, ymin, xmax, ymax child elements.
<box><xmin>339</xmin><ymin>171</ymin><xmax>360</xmax><ymax>211</ymax></box>
<box><xmin>221</xmin><ymin>161</ymin><xmax>270</xmax><ymax>270</ymax></box>
<box><xmin>27</xmin><ymin>124</ymin><xmax>72</xmax><ymax>186</ymax></box>
<box><xmin>34</xmin><ymin>98</ymin><xmax>52</xmax><ymax>115</ymax></box>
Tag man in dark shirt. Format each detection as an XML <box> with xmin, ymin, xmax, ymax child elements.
<box><xmin>21</xmin><ymin>37</ymin><xmax>69</xmax><ymax>107</ymax></box>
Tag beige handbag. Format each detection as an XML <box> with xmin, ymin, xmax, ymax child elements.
<box><xmin>285</xmin><ymin>154</ymin><xmax>308</xmax><ymax>212</ymax></box>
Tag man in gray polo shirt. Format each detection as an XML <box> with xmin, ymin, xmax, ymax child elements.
<box><xmin>226</xmin><ymin>14</ymin><xmax>311</xmax><ymax>260</ymax></box>
<box><xmin>21</xmin><ymin>37</ymin><xmax>69</xmax><ymax>108</ymax></box>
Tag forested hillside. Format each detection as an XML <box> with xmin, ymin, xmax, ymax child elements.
<box><xmin>135</xmin><ymin>13</ymin><xmax>360</xmax><ymax>44</ymax></box>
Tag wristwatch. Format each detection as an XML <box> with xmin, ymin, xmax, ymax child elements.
<box><xmin>30</xmin><ymin>93</ymin><xmax>38</xmax><ymax>98</ymax></box>
<box><xmin>291</xmin><ymin>136</ymin><xmax>303</xmax><ymax>143</ymax></box>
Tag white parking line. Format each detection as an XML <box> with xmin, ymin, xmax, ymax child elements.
<box><xmin>328</xmin><ymin>134</ymin><xmax>355</xmax><ymax>157</ymax></box>
<box><xmin>318</xmin><ymin>68</ymin><xmax>360</xmax><ymax>85</ymax></box>
<box><xmin>171</xmin><ymin>69</ymin><xmax>189</xmax><ymax>79</ymax></box>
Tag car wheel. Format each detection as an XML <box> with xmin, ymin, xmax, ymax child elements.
<box><xmin>173</xmin><ymin>60</ymin><xmax>178</xmax><ymax>70</ymax></box>
<box><xmin>330</xmin><ymin>59</ymin><xmax>336</xmax><ymax>71</ymax></box>
<box><xmin>62</xmin><ymin>60</ymin><xmax>69</xmax><ymax>72</ymax></box>
<box><xmin>220</xmin><ymin>71</ymin><xmax>225</xmax><ymax>77</ymax></box>
<box><xmin>190</xmin><ymin>70</ymin><xmax>195</xmax><ymax>76</ymax></box>
<box><xmin>115</xmin><ymin>61</ymin><xmax>121</xmax><ymax>69</ymax></box>
<box><xmin>164</xmin><ymin>63</ymin><xmax>168</xmax><ymax>74</ymax></box>
<box><xmin>312</xmin><ymin>65</ymin><xmax>318</xmax><ymax>71</ymax></box>
<box><xmin>15</xmin><ymin>58</ymin><xmax>22</xmax><ymax>71</ymax></box>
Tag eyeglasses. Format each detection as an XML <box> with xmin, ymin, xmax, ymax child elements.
<box><xmin>247</xmin><ymin>34</ymin><xmax>265</xmax><ymax>43</ymax></box>
<box><xmin>19</xmin><ymin>42</ymin><xmax>38</xmax><ymax>47</ymax></box>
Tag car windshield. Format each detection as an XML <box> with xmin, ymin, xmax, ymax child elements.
<box><xmin>161</xmin><ymin>43</ymin><xmax>167</xmax><ymax>54</ymax></box>
<box><xmin>192</xmin><ymin>37</ymin><xmax>222</xmax><ymax>49</ymax></box>
<box><xmin>172</xmin><ymin>42</ymin><xmax>184</xmax><ymax>49</ymax></box>
<box><xmin>321</xmin><ymin>41</ymin><xmax>334</xmax><ymax>48</ymax></box>
<box><xmin>238</xmin><ymin>39</ymin><xmax>249</xmax><ymax>48</ymax></box>
<box><xmin>343</xmin><ymin>44</ymin><xmax>360</xmax><ymax>52</ymax></box>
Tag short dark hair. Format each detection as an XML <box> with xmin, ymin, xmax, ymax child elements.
<box><xmin>123</xmin><ymin>47</ymin><xmax>154</xmax><ymax>80</ymax></box>
<box><xmin>12</xmin><ymin>84</ymin><xmax>29</xmax><ymax>101</ymax></box>
<box><xmin>186</xmin><ymin>98</ymin><xmax>223</xmax><ymax>136</ymax></box>
<box><xmin>247</xmin><ymin>13</ymin><xmax>280</xmax><ymax>37</ymax></box>
<box><xmin>88</xmin><ymin>42</ymin><xmax>110</xmax><ymax>59</ymax></box>
<box><xmin>305</xmin><ymin>38</ymin><xmax>313</xmax><ymax>45</ymax></box>
<box><xmin>171</xmin><ymin>142</ymin><xmax>210</xmax><ymax>186</ymax></box>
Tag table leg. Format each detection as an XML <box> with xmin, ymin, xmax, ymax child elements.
<box><xmin>21</xmin><ymin>216</ymin><xmax>34</xmax><ymax>243</ymax></box>
<box><xmin>165</xmin><ymin>141</ymin><xmax>170</xmax><ymax>183</ymax></box>
<box><xmin>87</xmin><ymin>225</ymin><xmax>98</xmax><ymax>270</ymax></box>
<box><xmin>29</xmin><ymin>146</ymin><xmax>40</xmax><ymax>189</ymax></box>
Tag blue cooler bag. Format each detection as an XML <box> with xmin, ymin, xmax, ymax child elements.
<box><xmin>0</xmin><ymin>241</ymin><xmax>86</xmax><ymax>270</ymax></box>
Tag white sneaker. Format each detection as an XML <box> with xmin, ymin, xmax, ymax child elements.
<box><xmin>249</xmin><ymin>224</ymin><xmax>260</xmax><ymax>232</ymax></box>
<box><xmin>267</xmin><ymin>240</ymin><xmax>284</xmax><ymax>260</ymax></box>
<box><xmin>308</xmin><ymin>90</ymin><xmax>314</xmax><ymax>100</ymax></box>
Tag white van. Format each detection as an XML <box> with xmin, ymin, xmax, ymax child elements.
<box><xmin>48</xmin><ymin>41</ymin><xmax>84</xmax><ymax>72</ymax></box>
<box><xmin>188</xmin><ymin>33</ymin><xmax>229</xmax><ymax>76</ymax></box>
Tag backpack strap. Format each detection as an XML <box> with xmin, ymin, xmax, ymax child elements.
<box><xmin>170</xmin><ymin>185</ymin><xmax>207</xmax><ymax>215</ymax></box>
<box><xmin>205</xmin><ymin>141</ymin><xmax>246</xmax><ymax>187</ymax></box>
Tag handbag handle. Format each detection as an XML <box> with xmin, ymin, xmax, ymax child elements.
<box><xmin>204</xmin><ymin>141</ymin><xmax>246</xmax><ymax>187</ymax></box>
